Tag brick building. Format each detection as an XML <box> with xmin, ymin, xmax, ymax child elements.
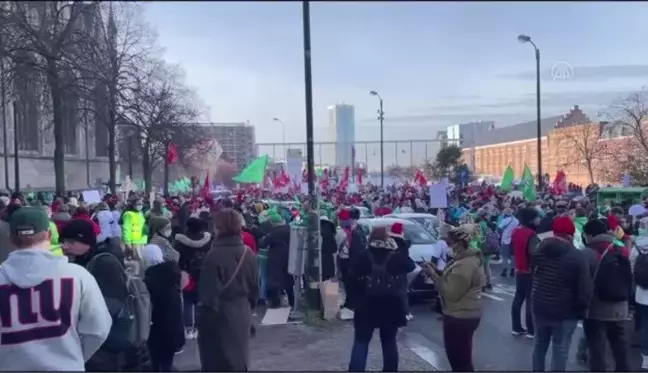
<box><xmin>462</xmin><ymin>105</ymin><xmax>630</xmax><ymax>186</ymax></box>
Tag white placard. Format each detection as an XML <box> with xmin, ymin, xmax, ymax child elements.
<box><xmin>286</xmin><ymin>149</ymin><xmax>303</xmax><ymax>186</ymax></box>
<box><xmin>428</xmin><ymin>183</ymin><xmax>448</xmax><ymax>208</ymax></box>
<box><xmin>82</xmin><ymin>190</ymin><xmax>102</xmax><ymax>204</ymax></box>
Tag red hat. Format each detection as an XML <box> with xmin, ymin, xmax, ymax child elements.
<box><xmin>390</xmin><ymin>222</ymin><xmax>405</xmax><ymax>239</ymax></box>
<box><xmin>338</xmin><ymin>209</ymin><xmax>351</xmax><ymax>221</ymax></box>
<box><xmin>552</xmin><ymin>216</ymin><xmax>575</xmax><ymax>237</ymax></box>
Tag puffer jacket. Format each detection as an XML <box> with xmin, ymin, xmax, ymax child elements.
<box><xmin>94</xmin><ymin>210</ymin><xmax>116</xmax><ymax>243</ymax></box>
<box><xmin>531</xmin><ymin>236</ymin><xmax>592</xmax><ymax>321</ymax></box>
<box><xmin>437</xmin><ymin>248</ymin><xmax>485</xmax><ymax>319</ymax></box>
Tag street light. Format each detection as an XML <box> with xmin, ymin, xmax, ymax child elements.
<box><xmin>272</xmin><ymin>117</ymin><xmax>287</xmax><ymax>160</ymax></box>
<box><xmin>369</xmin><ymin>90</ymin><xmax>385</xmax><ymax>188</ymax></box>
<box><xmin>518</xmin><ymin>34</ymin><xmax>543</xmax><ymax>188</ymax></box>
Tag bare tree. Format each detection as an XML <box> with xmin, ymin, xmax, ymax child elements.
<box><xmin>74</xmin><ymin>2</ymin><xmax>159</xmax><ymax>193</ymax></box>
<box><xmin>558</xmin><ymin>123</ymin><xmax>607</xmax><ymax>184</ymax></box>
<box><xmin>120</xmin><ymin>61</ymin><xmax>203</xmax><ymax>193</ymax></box>
<box><xmin>601</xmin><ymin>88</ymin><xmax>648</xmax><ymax>184</ymax></box>
<box><xmin>0</xmin><ymin>1</ymin><xmax>98</xmax><ymax>195</ymax></box>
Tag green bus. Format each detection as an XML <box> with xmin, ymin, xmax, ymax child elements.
<box><xmin>596</xmin><ymin>187</ymin><xmax>648</xmax><ymax>205</ymax></box>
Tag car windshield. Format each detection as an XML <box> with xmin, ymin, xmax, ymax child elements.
<box><xmin>404</xmin><ymin>222</ymin><xmax>436</xmax><ymax>244</ymax></box>
<box><xmin>409</xmin><ymin>217</ymin><xmax>437</xmax><ymax>232</ymax></box>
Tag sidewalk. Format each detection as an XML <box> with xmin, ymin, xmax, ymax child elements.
<box><xmin>175</xmin><ymin>322</ymin><xmax>437</xmax><ymax>371</ymax></box>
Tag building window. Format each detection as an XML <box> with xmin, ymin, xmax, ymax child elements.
<box><xmin>62</xmin><ymin>72</ymin><xmax>78</xmax><ymax>155</ymax></box>
<box><xmin>14</xmin><ymin>51</ymin><xmax>40</xmax><ymax>152</ymax></box>
<box><xmin>93</xmin><ymin>84</ymin><xmax>109</xmax><ymax>157</ymax></box>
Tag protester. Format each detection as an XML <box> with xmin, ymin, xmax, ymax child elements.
<box><xmin>0</xmin><ymin>207</ymin><xmax>112</xmax><ymax>370</ymax></box>
<box><xmin>530</xmin><ymin>216</ymin><xmax>592</xmax><ymax>371</ymax></box>
<box><xmin>348</xmin><ymin>227</ymin><xmax>415</xmax><ymax>372</ymax></box>
<box><xmin>389</xmin><ymin>222</ymin><xmax>413</xmax><ymax>321</ymax></box>
<box><xmin>94</xmin><ymin>201</ymin><xmax>117</xmax><ymax>243</ymax></box>
<box><xmin>198</xmin><ymin>208</ymin><xmax>259</xmax><ymax>372</ymax></box>
<box><xmin>142</xmin><ymin>244</ymin><xmax>185</xmax><ymax>371</ymax></box>
<box><xmin>259</xmin><ymin>212</ymin><xmax>292</xmax><ymax>309</ymax></box>
<box><xmin>149</xmin><ymin>216</ymin><xmax>180</xmax><ymax>263</ymax></box>
<box><xmin>72</xmin><ymin>203</ymin><xmax>101</xmax><ymax>237</ymax></box>
<box><xmin>497</xmin><ymin>207</ymin><xmax>518</xmax><ymax>277</ymax></box>
<box><xmin>510</xmin><ymin>207</ymin><xmax>540</xmax><ymax>338</ymax></box>
<box><xmin>122</xmin><ymin>198</ymin><xmax>146</xmax><ymax>260</ymax></box>
<box><xmin>0</xmin><ymin>201</ymin><xmax>17</xmax><ymax>263</ymax></box>
<box><xmin>581</xmin><ymin>218</ymin><xmax>632</xmax><ymax>371</ymax></box>
<box><xmin>320</xmin><ymin>215</ymin><xmax>338</xmax><ymax>281</ymax></box>
<box><xmin>421</xmin><ymin>223</ymin><xmax>484</xmax><ymax>372</ymax></box>
<box><xmin>174</xmin><ymin>217</ymin><xmax>212</xmax><ymax>339</ymax></box>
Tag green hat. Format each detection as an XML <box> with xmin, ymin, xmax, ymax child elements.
<box><xmin>10</xmin><ymin>207</ymin><xmax>50</xmax><ymax>236</ymax></box>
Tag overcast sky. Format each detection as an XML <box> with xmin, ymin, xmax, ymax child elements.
<box><xmin>143</xmin><ymin>2</ymin><xmax>648</xmax><ymax>168</ymax></box>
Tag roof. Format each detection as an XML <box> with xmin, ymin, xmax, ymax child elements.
<box><xmin>598</xmin><ymin>187</ymin><xmax>648</xmax><ymax>193</ymax></box>
<box><xmin>471</xmin><ymin>115</ymin><xmax>563</xmax><ymax>147</ymax></box>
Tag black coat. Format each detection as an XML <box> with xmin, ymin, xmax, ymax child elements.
<box><xmin>531</xmin><ymin>236</ymin><xmax>592</xmax><ymax>321</ymax></box>
<box><xmin>320</xmin><ymin>219</ymin><xmax>337</xmax><ymax>281</ymax></box>
<box><xmin>144</xmin><ymin>261</ymin><xmax>185</xmax><ymax>354</ymax></box>
<box><xmin>351</xmin><ymin>243</ymin><xmax>415</xmax><ymax>330</ymax></box>
<box><xmin>174</xmin><ymin>231</ymin><xmax>212</xmax><ymax>303</ymax></box>
<box><xmin>259</xmin><ymin>224</ymin><xmax>291</xmax><ymax>289</ymax></box>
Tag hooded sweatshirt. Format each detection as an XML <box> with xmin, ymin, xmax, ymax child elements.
<box><xmin>530</xmin><ymin>236</ymin><xmax>592</xmax><ymax>321</ymax></box>
<box><xmin>94</xmin><ymin>210</ymin><xmax>117</xmax><ymax>243</ymax></box>
<box><xmin>632</xmin><ymin>236</ymin><xmax>648</xmax><ymax>306</ymax></box>
<box><xmin>0</xmin><ymin>249</ymin><xmax>112</xmax><ymax>370</ymax></box>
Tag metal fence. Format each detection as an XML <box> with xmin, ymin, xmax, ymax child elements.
<box><xmin>256</xmin><ymin>139</ymin><xmax>442</xmax><ymax>171</ymax></box>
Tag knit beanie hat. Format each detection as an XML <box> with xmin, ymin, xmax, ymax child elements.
<box><xmin>552</xmin><ymin>216</ymin><xmax>575</xmax><ymax>237</ymax></box>
<box><xmin>149</xmin><ymin>216</ymin><xmax>171</xmax><ymax>235</ymax></box>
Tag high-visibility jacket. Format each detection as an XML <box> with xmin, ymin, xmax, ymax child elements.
<box><xmin>122</xmin><ymin>210</ymin><xmax>146</xmax><ymax>245</ymax></box>
<box><xmin>49</xmin><ymin>221</ymin><xmax>63</xmax><ymax>256</ymax></box>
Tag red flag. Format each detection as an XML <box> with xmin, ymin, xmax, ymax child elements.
<box><xmin>167</xmin><ymin>143</ymin><xmax>178</xmax><ymax>164</ymax></box>
<box><xmin>553</xmin><ymin>170</ymin><xmax>568</xmax><ymax>195</ymax></box>
<box><xmin>320</xmin><ymin>168</ymin><xmax>329</xmax><ymax>191</ymax></box>
<box><xmin>338</xmin><ymin>166</ymin><xmax>350</xmax><ymax>190</ymax></box>
<box><xmin>200</xmin><ymin>171</ymin><xmax>211</xmax><ymax>199</ymax></box>
<box><xmin>357</xmin><ymin>167</ymin><xmax>363</xmax><ymax>185</ymax></box>
<box><xmin>414</xmin><ymin>169</ymin><xmax>428</xmax><ymax>187</ymax></box>
<box><xmin>273</xmin><ymin>168</ymin><xmax>291</xmax><ymax>189</ymax></box>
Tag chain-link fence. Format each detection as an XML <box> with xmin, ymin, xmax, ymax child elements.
<box><xmin>256</xmin><ymin>140</ymin><xmax>442</xmax><ymax>171</ymax></box>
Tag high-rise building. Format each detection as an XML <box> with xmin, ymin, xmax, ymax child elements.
<box><xmin>328</xmin><ymin>104</ymin><xmax>355</xmax><ymax>169</ymax></box>
<box><xmin>197</xmin><ymin>122</ymin><xmax>256</xmax><ymax>169</ymax></box>
<box><xmin>446</xmin><ymin>121</ymin><xmax>496</xmax><ymax>147</ymax></box>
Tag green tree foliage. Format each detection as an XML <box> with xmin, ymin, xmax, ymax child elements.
<box><xmin>423</xmin><ymin>145</ymin><xmax>473</xmax><ymax>183</ymax></box>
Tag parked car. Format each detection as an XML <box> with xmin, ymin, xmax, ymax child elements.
<box><xmin>384</xmin><ymin>213</ymin><xmax>440</xmax><ymax>239</ymax></box>
<box><xmin>357</xmin><ymin>217</ymin><xmax>438</xmax><ymax>298</ymax></box>
<box><xmin>353</xmin><ymin>205</ymin><xmax>374</xmax><ymax>219</ymax></box>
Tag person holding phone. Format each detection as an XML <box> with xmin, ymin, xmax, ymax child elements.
<box><xmin>420</xmin><ymin>223</ymin><xmax>484</xmax><ymax>372</ymax></box>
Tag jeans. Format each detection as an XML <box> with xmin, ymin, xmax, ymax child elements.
<box><xmin>583</xmin><ymin>319</ymin><xmax>630</xmax><ymax>371</ymax></box>
<box><xmin>348</xmin><ymin>325</ymin><xmax>399</xmax><ymax>372</ymax></box>
<box><xmin>443</xmin><ymin>315</ymin><xmax>481</xmax><ymax>371</ymax></box>
<box><xmin>532</xmin><ymin>316</ymin><xmax>578</xmax><ymax>371</ymax></box>
<box><xmin>183</xmin><ymin>296</ymin><xmax>196</xmax><ymax>328</ymax></box>
<box><xmin>258</xmin><ymin>261</ymin><xmax>268</xmax><ymax>301</ymax></box>
<box><xmin>638</xmin><ymin>304</ymin><xmax>648</xmax><ymax>355</ymax></box>
<box><xmin>501</xmin><ymin>243</ymin><xmax>513</xmax><ymax>271</ymax></box>
<box><xmin>511</xmin><ymin>273</ymin><xmax>534</xmax><ymax>334</ymax></box>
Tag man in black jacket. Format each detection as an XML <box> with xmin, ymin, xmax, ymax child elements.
<box><xmin>530</xmin><ymin>216</ymin><xmax>592</xmax><ymax>372</ymax></box>
<box><xmin>60</xmin><ymin>220</ymin><xmax>134</xmax><ymax>371</ymax></box>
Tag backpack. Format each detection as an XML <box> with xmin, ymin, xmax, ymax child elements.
<box><xmin>634</xmin><ymin>248</ymin><xmax>648</xmax><ymax>289</ymax></box>
<box><xmin>593</xmin><ymin>245</ymin><xmax>632</xmax><ymax>302</ymax></box>
<box><xmin>87</xmin><ymin>252</ymin><xmax>152</xmax><ymax>350</ymax></box>
<box><xmin>482</xmin><ymin>226</ymin><xmax>501</xmax><ymax>255</ymax></box>
<box><xmin>364</xmin><ymin>251</ymin><xmax>399</xmax><ymax>298</ymax></box>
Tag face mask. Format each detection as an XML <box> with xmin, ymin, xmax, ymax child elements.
<box><xmin>162</xmin><ymin>228</ymin><xmax>173</xmax><ymax>237</ymax></box>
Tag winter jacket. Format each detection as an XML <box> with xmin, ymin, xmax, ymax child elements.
<box><xmin>583</xmin><ymin>234</ymin><xmax>631</xmax><ymax>321</ymax></box>
<box><xmin>144</xmin><ymin>261</ymin><xmax>185</xmax><ymax>355</ymax></box>
<box><xmin>348</xmin><ymin>224</ymin><xmax>368</xmax><ymax>266</ymax></box>
<box><xmin>511</xmin><ymin>226</ymin><xmax>539</xmax><ymax>273</ymax></box>
<box><xmin>259</xmin><ymin>224</ymin><xmax>291</xmax><ymax>290</ymax></box>
<box><xmin>320</xmin><ymin>218</ymin><xmax>338</xmax><ymax>281</ymax></box>
<box><xmin>94</xmin><ymin>210</ymin><xmax>117</xmax><ymax>243</ymax></box>
<box><xmin>49</xmin><ymin>221</ymin><xmax>63</xmax><ymax>256</ymax></box>
<box><xmin>351</xmin><ymin>240</ymin><xmax>415</xmax><ymax>329</ymax></box>
<box><xmin>111</xmin><ymin>210</ymin><xmax>121</xmax><ymax>238</ymax></box>
<box><xmin>174</xmin><ymin>231</ymin><xmax>212</xmax><ymax>303</ymax></box>
<box><xmin>122</xmin><ymin>210</ymin><xmax>146</xmax><ymax>245</ymax></box>
<box><xmin>437</xmin><ymin>248</ymin><xmax>485</xmax><ymax>319</ymax></box>
<box><xmin>531</xmin><ymin>236</ymin><xmax>592</xmax><ymax>321</ymax></box>
<box><xmin>149</xmin><ymin>233</ymin><xmax>180</xmax><ymax>263</ymax></box>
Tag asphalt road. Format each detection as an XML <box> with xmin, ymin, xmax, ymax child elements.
<box><xmin>407</xmin><ymin>263</ymin><xmax>642</xmax><ymax>371</ymax></box>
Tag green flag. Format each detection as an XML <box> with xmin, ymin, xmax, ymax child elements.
<box><xmin>500</xmin><ymin>165</ymin><xmax>515</xmax><ymax>192</ymax></box>
<box><xmin>232</xmin><ymin>155</ymin><xmax>269</xmax><ymax>184</ymax></box>
<box><xmin>522</xmin><ymin>164</ymin><xmax>536</xmax><ymax>201</ymax></box>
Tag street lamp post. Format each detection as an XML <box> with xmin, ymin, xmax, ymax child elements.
<box><xmin>369</xmin><ymin>90</ymin><xmax>384</xmax><ymax>188</ymax></box>
<box><xmin>272</xmin><ymin>117</ymin><xmax>286</xmax><ymax>160</ymax></box>
<box><xmin>518</xmin><ymin>34</ymin><xmax>542</xmax><ymax>189</ymax></box>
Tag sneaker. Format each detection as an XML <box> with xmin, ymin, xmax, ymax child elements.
<box><xmin>526</xmin><ymin>333</ymin><xmax>535</xmax><ymax>339</ymax></box>
<box><xmin>339</xmin><ymin>307</ymin><xmax>355</xmax><ymax>320</ymax></box>
<box><xmin>641</xmin><ymin>354</ymin><xmax>648</xmax><ymax>370</ymax></box>
<box><xmin>511</xmin><ymin>328</ymin><xmax>526</xmax><ymax>336</ymax></box>
<box><xmin>509</xmin><ymin>268</ymin><xmax>515</xmax><ymax>278</ymax></box>
<box><xmin>406</xmin><ymin>313</ymin><xmax>414</xmax><ymax>321</ymax></box>
<box><xmin>184</xmin><ymin>328</ymin><xmax>194</xmax><ymax>340</ymax></box>
<box><xmin>500</xmin><ymin>268</ymin><xmax>508</xmax><ymax>278</ymax></box>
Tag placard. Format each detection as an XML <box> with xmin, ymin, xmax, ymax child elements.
<box><xmin>429</xmin><ymin>183</ymin><xmax>448</xmax><ymax>208</ymax></box>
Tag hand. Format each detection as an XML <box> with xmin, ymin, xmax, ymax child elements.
<box><xmin>420</xmin><ymin>262</ymin><xmax>439</xmax><ymax>279</ymax></box>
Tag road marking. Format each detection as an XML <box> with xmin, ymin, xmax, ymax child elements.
<box><xmin>410</xmin><ymin>346</ymin><xmax>442</xmax><ymax>371</ymax></box>
<box><xmin>481</xmin><ymin>292</ymin><xmax>505</xmax><ymax>301</ymax></box>
<box><xmin>491</xmin><ymin>284</ymin><xmax>516</xmax><ymax>297</ymax></box>
<box><xmin>403</xmin><ymin>332</ymin><xmax>449</xmax><ymax>371</ymax></box>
